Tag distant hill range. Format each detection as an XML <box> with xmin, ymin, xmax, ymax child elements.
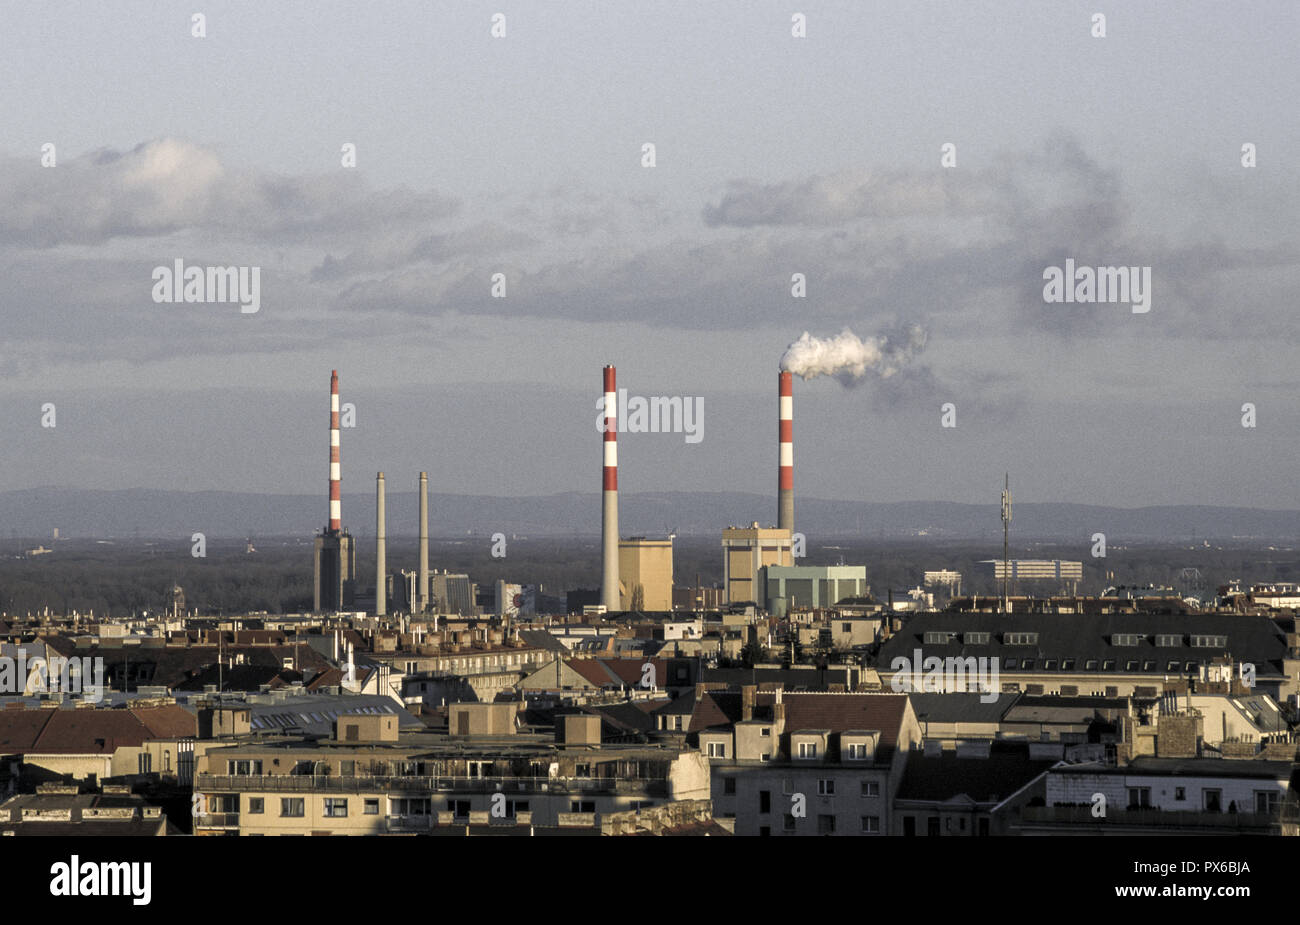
<box><xmin>3</xmin><ymin>488</ymin><xmax>1300</xmax><ymax>543</ymax></box>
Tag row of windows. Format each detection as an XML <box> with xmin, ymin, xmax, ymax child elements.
<box><xmin>722</xmin><ymin>780</ymin><xmax>881</xmax><ymax>799</ymax></box>
<box><xmin>765</xmin><ymin>814</ymin><xmax>880</xmax><ymax>835</ymax></box>
<box><xmin>925</xmin><ymin>631</ymin><xmax>1229</xmax><ymax>649</ymax></box>
<box><xmin>1000</xmin><ymin>657</ymin><xmax>1217</xmax><ymax>673</ymax></box>
<box><xmin>1126</xmin><ymin>787</ymin><xmax>1279</xmax><ymax>813</ymax></box>
<box><xmin>247</xmin><ymin>796</ymin><xmax>584</xmax><ymax>818</ymax></box>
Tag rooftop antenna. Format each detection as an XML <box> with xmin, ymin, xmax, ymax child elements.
<box><xmin>1001</xmin><ymin>473</ymin><xmax>1012</xmax><ymax>614</ymax></box>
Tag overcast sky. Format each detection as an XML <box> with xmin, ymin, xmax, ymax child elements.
<box><xmin>1</xmin><ymin>1</ymin><xmax>1297</xmax><ymax>510</ymax></box>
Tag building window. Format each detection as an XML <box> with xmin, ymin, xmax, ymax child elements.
<box><xmin>760</xmin><ymin>753</ymin><xmax>770</xmax><ymax>762</ymax></box>
<box><xmin>1127</xmin><ymin>787</ymin><xmax>1151</xmax><ymax>809</ymax></box>
<box><xmin>247</xmin><ymin>797</ymin><xmax>264</xmax><ymax>814</ymax></box>
<box><xmin>760</xmin><ymin>728</ymin><xmax>771</xmax><ymax>737</ymax></box>
<box><xmin>927</xmin><ymin>816</ymin><xmax>940</xmax><ymax>836</ymax></box>
<box><xmin>281</xmin><ymin>798</ymin><xmax>305</xmax><ymax>817</ymax></box>
<box><xmin>1061</xmin><ymin>658</ymin><xmax>1075</xmax><ymax>670</ymax></box>
<box><xmin>324</xmin><ymin>798</ymin><xmax>348</xmax><ymax>818</ymax></box>
<box><xmin>228</xmin><ymin>759</ymin><xmax>263</xmax><ymax>776</ymax></box>
<box><xmin>1255</xmin><ymin>791</ymin><xmax>1279</xmax><ymax>814</ymax></box>
<box><xmin>707</xmin><ymin>742</ymin><xmax>727</xmax><ymax>758</ymax></box>
<box><xmin>446</xmin><ymin>799</ymin><xmax>469</xmax><ymax>819</ymax></box>
<box><xmin>570</xmin><ymin>800</ymin><xmax>595</xmax><ymax>814</ymax></box>
<box><xmin>1174</xmin><ymin>787</ymin><xmax>1185</xmax><ymax>801</ymax></box>
<box><xmin>783</xmin><ymin>814</ymin><xmax>796</xmax><ymax>832</ymax></box>
<box><xmin>861</xmin><ymin>815</ymin><xmax>880</xmax><ymax>833</ymax></box>
<box><xmin>817</xmin><ymin>779</ymin><xmax>835</xmax><ymax>795</ymax></box>
<box><xmin>846</xmin><ymin>743</ymin><xmax>867</xmax><ymax>760</ymax></box>
<box><xmin>138</xmin><ymin>753</ymin><xmax>152</xmax><ymax>774</ymax></box>
<box><xmin>723</xmin><ymin>777</ymin><xmax>736</xmax><ymax>795</ymax></box>
<box><xmin>817</xmin><ymin>814</ymin><xmax>835</xmax><ymax>835</ymax></box>
<box><xmin>364</xmin><ymin>798</ymin><xmax>379</xmax><ymax>815</ymax></box>
<box><xmin>1203</xmin><ymin>789</ymin><xmax>1222</xmax><ymax>812</ymax></box>
<box><xmin>798</xmin><ymin>742</ymin><xmax>818</xmax><ymax>759</ymax></box>
<box><xmin>759</xmin><ymin>791</ymin><xmax>771</xmax><ymax>814</ymax></box>
<box><xmin>861</xmin><ymin>781</ymin><xmax>879</xmax><ymax>797</ymax></box>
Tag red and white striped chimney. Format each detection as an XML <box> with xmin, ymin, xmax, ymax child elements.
<box><xmin>778</xmin><ymin>370</ymin><xmax>793</xmax><ymax>534</ymax></box>
<box><xmin>601</xmin><ymin>365</ymin><xmax>620</xmax><ymax>611</ymax></box>
<box><xmin>329</xmin><ymin>369</ymin><xmax>341</xmax><ymax>534</ymax></box>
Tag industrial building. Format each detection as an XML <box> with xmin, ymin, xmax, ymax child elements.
<box><xmin>722</xmin><ymin>524</ymin><xmax>793</xmax><ymax>605</ymax></box>
<box><xmin>619</xmin><ymin>537</ymin><xmax>674</xmax><ymax>611</ymax></box>
<box><xmin>432</xmin><ymin>571</ymin><xmax>477</xmax><ymax>616</ymax></box>
<box><xmin>762</xmin><ymin>565</ymin><xmax>869</xmax><ymax>618</ymax></box>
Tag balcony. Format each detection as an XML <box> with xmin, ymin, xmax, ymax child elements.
<box><xmin>194</xmin><ymin>813</ymin><xmax>240</xmax><ymax>829</ymax></box>
<box><xmin>197</xmin><ymin>774</ymin><xmax>666</xmax><ymax>796</ymax></box>
<box><xmin>1021</xmin><ymin>805</ymin><xmax>1285</xmax><ymax>832</ymax></box>
<box><xmin>386</xmin><ymin>814</ymin><xmax>434</xmax><ymax>833</ymax></box>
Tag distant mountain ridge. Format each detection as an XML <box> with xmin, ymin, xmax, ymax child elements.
<box><xmin>4</xmin><ymin>488</ymin><xmax>1300</xmax><ymax>542</ymax></box>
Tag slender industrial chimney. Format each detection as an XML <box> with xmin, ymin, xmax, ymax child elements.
<box><xmin>375</xmin><ymin>472</ymin><xmax>386</xmax><ymax>616</ymax></box>
<box><xmin>601</xmin><ymin>365</ymin><xmax>620</xmax><ymax>611</ymax></box>
<box><xmin>778</xmin><ymin>370</ymin><xmax>793</xmax><ymax>534</ymax></box>
<box><xmin>418</xmin><ymin>471</ymin><xmax>429</xmax><ymax>613</ymax></box>
<box><xmin>329</xmin><ymin>369</ymin><xmax>341</xmax><ymax>533</ymax></box>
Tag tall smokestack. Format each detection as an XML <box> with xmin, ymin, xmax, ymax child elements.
<box><xmin>601</xmin><ymin>365</ymin><xmax>620</xmax><ymax>611</ymax></box>
<box><xmin>375</xmin><ymin>472</ymin><xmax>386</xmax><ymax>616</ymax></box>
<box><xmin>329</xmin><ymin>370</ymin><xmax>341</xmax><ymax>533</ymax></box>
<box><xmin>778</xmin><ymin>370</ymin><xmax>793</xmax><ymax>534</ymax></box>
<box><xmin>418</xmin><ymin>471</ymin><xmax>429</xmax><ymax>613</ymax></box>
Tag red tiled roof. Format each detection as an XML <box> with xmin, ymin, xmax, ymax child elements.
<box><xmin>0</xmin><ymin>710</ymin><xmax>55</xmax><ymax>752</ymax></box>
<box><xmin>31</xmin><ymin>710</ymin><xmax>151</xmax><ymax>754</ymax></box>
<box><xmin>130</xmin><ymin>704</ymin><xmax>197</xmax><ymax>738</ymax></box>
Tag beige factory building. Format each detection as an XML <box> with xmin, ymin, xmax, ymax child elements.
<box><xmin>620</xmin><ymin>537</ymin><xmax>674</xmax><ymax>611</ymax></box>
<box><xmin>722</xmin><ymin>523</ymin><xmax>792</xmax><ymax>605</ymax></box>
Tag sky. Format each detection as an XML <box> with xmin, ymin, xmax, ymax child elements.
<box><xmin>0</xmin><ymin>1</ymin><xmax>1297</xmax><ymax>509</ymax></box>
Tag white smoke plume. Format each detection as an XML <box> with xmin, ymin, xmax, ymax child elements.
<box><xmin>780</xmin><ymin>326</ymin><xmax>928</xmax><ymax>384</ymax></box>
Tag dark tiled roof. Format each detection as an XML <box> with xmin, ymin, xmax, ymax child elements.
<box><xmin>879</xmin><ymin>612</ymin><xmax>1288</xmax><ymax>675</ymax></box>
<box><xmin>896</xmin><ymin>744</ymin><xmax>1056</xmax><ymax>803</ymax></box>
<box><xmin>703</xmin><ymin>667</ymin><xmax>854</xmax><ymax>690</ymax></box>
<box><xmin>908</xmin><ymin>692</ymin><xmax>1019</xmax><ymax>723</ymax></box>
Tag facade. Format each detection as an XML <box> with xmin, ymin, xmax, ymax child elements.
<box><xmin>192</xmin><ymin>717</ymin><xmax>710</xmax><ymax>835</ymax></box>
<box><xmin>618</xmin><ymin>538</ymin><xmax>674</xmax><ymax>611</ymax></box>
<box><xmin>431</xmin><ymin>572</ymin><xmax>477</xmax><ymax>616</ymax></box>
<box><xmin>877</xmin><ymin>612</ymin><xmax>1299</xmax><ymax>704</ymax></box>
<box><xmin>313</xmin><ymin>532</ymin><xmax>356</xmax><ymax>613</ymax></box>
<box><xmin>695</xmin><ymin>690</ymin><xmax>922</xmax><ymax>836</ymax></box>
<box><xmin>762</xmin><ymin>565</ymin><xmax>869</xmax><ymax>618</ymax></box>
<box><xmin>1015</xmin><ymin>756</ymin><xmax>1296</xmax><ymax>834</ymax></box>
<box><xmin>722</xmin><ymin>524</ymin><xmax>792</xmax><ymax>605</ymax></box>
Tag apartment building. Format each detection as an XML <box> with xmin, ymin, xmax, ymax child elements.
<box><xmin>1014</xmin><ymin>756</ymin><xmax>1297</xmax><ymax>835</ymax></box>
<box><xmin>877</xmin><ymin>612</ymin><xmax>1298</xmax><ymax>703</ymax></box>
<box><xmin>696</xmin><ymin>690</ymin><xmax>921</xmax><ymax>836</ymax></box>
<box><xmin>192</xmin><ymin>709</ymin><xmax>709</xmax><ymax>835</ymax></box>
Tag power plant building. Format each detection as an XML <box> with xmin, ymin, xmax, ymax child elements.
<box><xmin>432</xmin><ymin>571</ymin><xmax>477</xmax><ymax>616</ymax></box>
<box><xmin>762</xmin><ymin>565</ymin><xmax>869</xmax><ymax>618</ymax></box>
<box><xmin>722</xmin><ymin>524</ymin><xmax>793</xmax><ymax>605</ymax></box>
<box><xmin>619</xmin><ymin>537</ymin><xmax>673</xmax><ymax>611</ymax></box>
